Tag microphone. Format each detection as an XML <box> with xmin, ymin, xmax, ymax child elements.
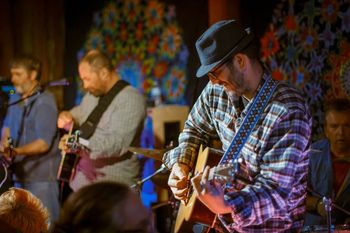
<box><xmin>6</xmin><ymin>79</ymin><xmax>70</xmax><ymax>106</ymax></box>
<box><xmin>40</xmin><ymin>78</ymin><xmax>70</xmax><ymax>89</ymax></box>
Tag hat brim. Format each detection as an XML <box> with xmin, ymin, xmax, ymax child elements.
<box><xmin>196</xmin><ymin>32</ymin><xmax>255</xmax><ymax>78</ymax></box>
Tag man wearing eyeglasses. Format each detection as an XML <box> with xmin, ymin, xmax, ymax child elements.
<box><xmin>163</xmin><ymin>19</ymin><xmax>312</xmax><ymax>232</ymax></box>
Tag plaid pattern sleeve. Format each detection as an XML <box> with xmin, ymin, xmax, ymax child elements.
<box><xmin>221</xmin><ymin>83</ymin><xmax>312</xmax><ymax>232</ymax></box>
<box><xmin>163</xmin><ymin>83</ymin><xmax>224</xmax><ymax>169</ymax></box>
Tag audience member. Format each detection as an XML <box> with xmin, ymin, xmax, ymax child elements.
<box><xmin>305</xmin><ymin>98</ymin><xmax>350</xmax><ymax>226</ymax></box>
<box><xmin>53</xmin><ymin>181</ymin><xmax>155</xmax><ymax>233</ymax></box>
<box><xmin>0</xmin><ymin>187</ymin><xmax>49</xmax><ymax>233</ymax></box>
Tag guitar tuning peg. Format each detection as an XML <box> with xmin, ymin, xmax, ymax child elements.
<box><xmin>74</xmin><ymin>130</ymin><xmax>81</xmax><ymax>136</ymax></box>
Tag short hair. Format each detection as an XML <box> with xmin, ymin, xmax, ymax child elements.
<box><xmin>53</xmin><ymin>181</ymin><xmax>147</xmax><ymax>233</ymax></box>
<box><xmin>0</xmin><ymin>187</ymin><xmax>49</xmax><ymax>233</ymax></box>
<box><xmin>323</xmin><ymin>98</ymin><xmax>350</xmax><ymax>126</ymax></box>
<box><xmin>79</xmin><ymin>50</ymin><xmax>114</xmax><ymax>73</ymax></box>
<box><xmin>324</xmin><ymin>98</ymin><xmax>350</xmax><ymax>115</ymax></box>
<box><xmin>240</xmin><ymin>33</ymin><xmax>259</xmax><ymax>59</ymax></box>
<box><xmin>10</xmin><ymin>54</ymin><xmax>42</xmax><ymax>80</ymax></box>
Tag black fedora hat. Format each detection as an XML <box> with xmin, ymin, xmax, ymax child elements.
<box><xmin>195</xmin><ymin>19</ymin><xmax>254</xmax><ymax>77</ymax></box>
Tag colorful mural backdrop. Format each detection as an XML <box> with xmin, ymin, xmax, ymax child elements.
<box><xmin>77</xmin><ymin>0</ymin><xmax>189</xmax><ymax>105</ymax></box>
<box><xmin>260</xmin><ymin>0</ymin><xmax>350</xmax><ymax>140</ymax></box>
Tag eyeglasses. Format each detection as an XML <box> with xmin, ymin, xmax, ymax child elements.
<box><xmin>208</xmin><ymin>63</ymin><xmax>224</xmax><ymax>80</ymax></box>
<box><xmin>207</xmin><ymin>71</ymin><xmax>219</xmax><ymax>80</ymax></box>
<box><xmin>207</xmin><ymin>56</ymin><xmax>233</xmax><ymax>81</ymax></box>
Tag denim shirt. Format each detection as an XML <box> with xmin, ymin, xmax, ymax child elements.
<box><xmin>4</xmin><ymin>91</ymin><xmax>60</xmax><ymax>182</ymax></box>
<box><xmin>305</xmin><ymin>139</ymin><xmax>350</xmax><ymax>226</ymax></box>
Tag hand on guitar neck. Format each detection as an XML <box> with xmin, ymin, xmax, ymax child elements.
<box><xmin>57</xmin><ymin>124</ymin><xmax>91</xmax><ymax>182</ymax></box>
<box><xmin>191</xmin><ymin>165</ymin><xmax>231</xmax><ymax>215</ymax></box>
<box><xmin>57</xmin><ymin>111</ymin><xmax>74</xmax><ymax>132</ymax></box>
<box><xmin>58</xmin><ymin>125</ymin><xmax>89</xmax><ymax>154</ymax></box>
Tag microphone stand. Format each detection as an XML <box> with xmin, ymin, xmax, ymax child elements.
<box><xmin>130</xmin><ymin>165</ymin><xmax>168</xmax><ymax>190</ymax></box>
<box><xmin>6</xmin><ymin>89</ymin><xmax>42</xmax><ymax>107</ymax></box>
<box><xmin>323</xmin><ymin>197</ymin><xmax>332</xmax><ymax>233</ymax></box>
<box><xmin>5</xmin><ymin>79</ymin><xmax>70</xmax><ymax>107</ymax></box>
<box><xmin>307</xmin><ymin>187</ymin><xmax>350</xmax><ymax>233</ymax></box>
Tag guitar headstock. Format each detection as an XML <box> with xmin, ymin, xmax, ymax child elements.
<box><xmin>7</xmin><ymin>137</ymin><xmax>14</xmax><ymax>149</ymax></box>
<box><xmin>65</xmin><ymin>130</ymin><xmax>84</xmax><ymax>152</ymax></box>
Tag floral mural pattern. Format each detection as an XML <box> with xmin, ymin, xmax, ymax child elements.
<box><xmin>78</xmin><ymin>0</ymin><xmax>189</xmax><ymax>105</ymax></box>
<box><xmin>260</xmin><ymin>0</ymin><xmax>350</xmax><ymax>139</ymax></box>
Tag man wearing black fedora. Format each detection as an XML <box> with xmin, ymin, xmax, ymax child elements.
<box><xmin>163</xmin><ymin>19</ymin><xmax>312</xmax><ymax>232</ymax></box>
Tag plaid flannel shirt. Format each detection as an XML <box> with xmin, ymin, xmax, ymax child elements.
<box><xmin>163</xmin><ymin>73</ymin><xmax>312</xmax><ymax>232</ymax></box>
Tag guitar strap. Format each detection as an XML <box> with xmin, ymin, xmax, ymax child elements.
<box><xmin>79</xmin><ymin>79</ymin><xmax>129</xmax><ymax>139</ymax></box>
<box><xmin>15</xmin><ymin>99</ymin><xmax>36</xmax><ymax>147</ymax></box>
<box><xmin>219</xmin><ymin>76</ymin><xmax>277</xmax><ymax>165</ymax></box>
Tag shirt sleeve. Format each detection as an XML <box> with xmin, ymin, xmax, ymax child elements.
<box><xmin>224</xmin><ymin>107</ymin><xmax>312</xmax><ymax>227</ymax></box>
<box><xmin>163</xmin><ymin>85</ymin><xmax>219</xmax><ymax>169</ymax></box>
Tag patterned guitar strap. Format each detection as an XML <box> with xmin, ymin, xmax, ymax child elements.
<box><xmin>212</xmin><ymin>75</ymin><xmax>277</xmax><ymax>231</ymax></box>
<box><xmin>219</xmin><ymin>76</ymin><xmax>277</xmax><ymax>166</ymax></box>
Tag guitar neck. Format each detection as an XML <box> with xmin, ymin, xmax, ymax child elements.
<box><xmin>57</xmin><ymin>124</ymin><xmax>80</xmax><ymax>182</ymax></box>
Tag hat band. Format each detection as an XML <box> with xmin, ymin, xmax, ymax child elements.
<box><xmin>202</xmin><ymin>33</ymin><xmax>249</xmax><ymax>66</ymax></box>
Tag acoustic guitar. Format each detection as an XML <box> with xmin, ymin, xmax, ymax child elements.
<box><xmin>174</xmin><ymin>145</ymin><xmax>236</xmax><ymax>233</ymax></box>
<box><xmin>0</xmin><ymin>137</ymin><xmax>14</xmax><ymax>168</ymax></box>
<box><xmin>57</xmin><ymin>125</ymin><xmax>86</xmax><ymax>182</ymax></box>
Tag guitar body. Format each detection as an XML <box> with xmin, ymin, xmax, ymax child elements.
<box><xmin>174</xmin><ymin>145</ymin><xmax>223</xmax><ymax>233</ymax></box>
<box><xmin>57</xmin><ymin>152</ymin><xmax>79</xmax><ymax>182</ymax></box>
<box><xmin>0</xmin><ymin>137</ymin><xmax>14</xmax><ymax>169</ymax></box>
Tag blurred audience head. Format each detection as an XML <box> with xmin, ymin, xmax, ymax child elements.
<box><xmin>0</xmin><ymin>187</ymin><xmax>49</xmax><ymax>233</ymax></box>
<box><xmin>53</xmin><ymin>181</ymin><xmax>155</xmax><ymax>233</ymax></box>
